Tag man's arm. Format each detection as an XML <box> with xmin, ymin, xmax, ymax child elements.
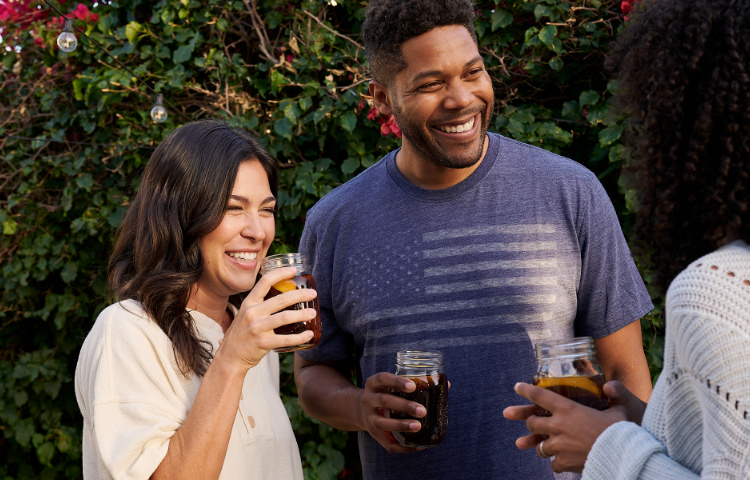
<box><xmin>294</xmin><ymin>354</ymin><xmax>426</xmax><ymax>453</ymax></box>
<box><xmin>593</xmin><ymin>320</ymin><xmax>652</xmax><ymax>403</ymax></box>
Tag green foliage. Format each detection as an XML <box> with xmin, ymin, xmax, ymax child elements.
<box><xmin>0</xmin><ymin>0</ymin><xmax>663</xmax><ymax>478</ymax></box>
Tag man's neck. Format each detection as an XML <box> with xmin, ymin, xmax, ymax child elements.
<box><xmin>395</xmin><ymin>135</ymin><xmax>489</xmax><ymax>190</ymax></box>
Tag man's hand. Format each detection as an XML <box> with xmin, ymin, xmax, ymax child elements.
<box><xmin>602</xmin><ymin>380</ymin><xmax>647</xmax><ymax>425</ymax></box>
<box><xmin>503</xmin><ymin>382</ymin><xmax>628</xmax><ymax>473</ymax></box>
<box><xmin>358</xmin><ymin>372</ymin><xmax>426</xmax><ymax>453</ymax></box>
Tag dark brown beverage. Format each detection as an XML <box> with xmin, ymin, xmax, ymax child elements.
<box><xmin>532</xmin><ymin>374</ymin><xmax>609</xmax><ymax>416</ymax></box>
<box><xmin>264</xmin><ymin>273</ymin><xmax>322</xmax><ymax>352</ymax></box>
<box><xmin>390</xmin><ymin>373</ymin><xmax>448</xmax><ymax>448</ymax></box>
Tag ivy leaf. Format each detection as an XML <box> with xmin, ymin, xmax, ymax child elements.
<box><xmin>60</xmin><ymin>261</ymin><xmax>78</xmax><ymax>284</ymax></box>
<box><xmin>339</xmin><ymin>111</ymin><xmax>357</xmax><ymax>133</ymax></box>
<box><xmin>2</xmin><ymin>51</ymin><xmax>17</xmax><ymax>70</ymax></box>
<box><xmin>491</xmin><ymin>9</ymin><xmax>513</xmax><ymax>30</ymax></box>
<box><xmin>579</xmin><ymin>90</ymin><xmax>600</xmax><ymax>107</ymax></box>
<box><xmin>274</xmin><ymin>118</ymin><xmax>293</xmax><ymax>140</ymax></box>
<box><xmin>36</xmin><ymin>442</ymin><xmax>55</xmax><ymax>467</ymax></box>
<box><xmin>125</xmin><ymin>21</ymin><xmax>141</xmax><ymax>45</ymax></box>
<box><xmin>14</xmin><ymin>390</ymin><xmax>28</xmax><ymax>407</ymax></box>
<box><xmin>341</xmin><ymin>157</ymin><xmax>360</xmax><ymax>174</ymax></box>
<box><xmin>599</xmin><ymin>125</ymin><xmax>623</xmax><ymax>147</ymax></box>
<box><xmin>3</xmin><ymin>218</ymin><xmax>17</xmax><ymax>235</ymax></box>
<box><xmin>299</xmin><ymin>96</ymin><xmax>312</xmax><ymax>112</ymax></box>
<box><xmin>549</xmin><ymin>57</ymin><xmax>564</xmax><ymax>71</ymax></box>
<box><xmin>535</xmin><ymin>4</ymin><xmax>553</xmax><ymax>21</ymax></box>
<box><xmin>173</xmin><ymin>44</ymin><xmax>193</xmax><ymax>64</ymax></box>
<box><xmin>539</xmin><ymin>25</ymin><xmax>558</xmax><ymax>46</ymax></box>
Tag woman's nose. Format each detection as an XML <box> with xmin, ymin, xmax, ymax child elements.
<box><xmin>240</xmin><ymin>214</ymin><xmax>267</xmax><ymax>241</ymax></box>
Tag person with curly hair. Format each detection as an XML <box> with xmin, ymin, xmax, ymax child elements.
<box><xmin>294</xmin><ymin>0</ymin><xmax>654</xmax><ymax>478</ymax></box>
<box><xmin>75</xmin><ymin>120</ymin><xmax>314</xmax><ymax>479</ymax></box>
<box><xmin>504</xmin><ymin>0</ymin><xmax>750</xmax><ymax>477</ymax></box>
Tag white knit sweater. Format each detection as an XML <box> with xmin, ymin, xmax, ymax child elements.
<box><xmin>582</xmin><ymin>240</ymin><xmax>750</xmax><ymax>479</ymax></box>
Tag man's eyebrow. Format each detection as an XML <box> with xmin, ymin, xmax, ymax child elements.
<box><xmin>228</xmin><ymin>195</ymin><xmax>277</xmax><ymax>204</ymax></box>
<box><xmin>408</xmin><ymin>56</ymin><xmax>484</xmax><ymax>86</ymax></box>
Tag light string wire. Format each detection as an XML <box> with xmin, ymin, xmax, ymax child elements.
<box><xmin>0</xmin><ymin>133</ymin><xmax>155</xmax><ymax>149</ymax></box>
<box><xmin>39</xmin><ymin>0</ymin><xmax>186</xmax><ymax>121</ymax></box>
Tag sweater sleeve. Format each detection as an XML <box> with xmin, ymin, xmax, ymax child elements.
<box><xmin>581</xmin><ymin>422</ymin><xmax>699</xmax><ymax>480</ymax></box>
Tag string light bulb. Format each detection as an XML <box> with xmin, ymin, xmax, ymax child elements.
<box><xmin>150</xmin><ymin>94</ymin><xmax>168</xmax><ymax>123</ymax></box>
<box><xmin>57</xmin><ymin>18</ymin><xmax>78</xmax><ymax>53</ymax></box>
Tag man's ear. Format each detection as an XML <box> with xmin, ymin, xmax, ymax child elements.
<box><xmin>369</xmin><ymin>80</ymin><xmax>393</xmax><ymax>116</ymax></box>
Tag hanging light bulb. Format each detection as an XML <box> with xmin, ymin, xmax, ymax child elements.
<box><xmin>150</xmin><ymin>94</ymin><xmax>168</xmax><ymax>123</ymax></box>
<box><xmin>57</xmin><ymin>18</ymin><xmax>78</xmax><ymax>53</ymax></box>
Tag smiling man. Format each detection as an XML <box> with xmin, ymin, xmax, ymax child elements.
<box><xmin>293</xmin><ymin>1</ymin><xmax>654</xmax><ymax>479</ymax></box>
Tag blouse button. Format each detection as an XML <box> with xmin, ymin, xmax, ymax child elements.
<box><xmin>247</xmin><ymin>416</ymin><xmax>256</xmax><ymax>428</ymax></box>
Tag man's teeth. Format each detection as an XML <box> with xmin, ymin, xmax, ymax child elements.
<box><xmin>438</xmin><ymin>117</ymin><xmax>475</xmax><ymax>133</ymax></box>
<box><xmin>228</xmin><ymin>252</ymin><xmax>257</xmax><ymax>262</ymax></box>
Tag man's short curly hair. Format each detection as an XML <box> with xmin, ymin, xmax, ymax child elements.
<box><xmin>607</xmin><ymin>0</ymin><xmax>750</xmax><ymax>292</ymax></box>
<box><xmin>362</xmin><ymin>0</ymin><xmax>477</xmax><ymax>85</ymax></box>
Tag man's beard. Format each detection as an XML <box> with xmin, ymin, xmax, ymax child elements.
<box><xmin>391</xmin><ymin>99</ymin><xmax>493</xmax><ymax>170</ymax></box>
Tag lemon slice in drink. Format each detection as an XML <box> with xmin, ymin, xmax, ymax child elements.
<box><xmin>534</xmin><ymin>376</ymin><xmax>602</xmax><ymax>396</ymax></box>
<box><xmin>272</xmin><ymin>279</ymin><xmax>297</xmax><ymax>293</ymax></box>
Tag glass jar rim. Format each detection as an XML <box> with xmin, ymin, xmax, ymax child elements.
<box><xmin>396</xmin><ymin>350</ymin><xmax>444</xmax><ymax>367</ymax></box>
<box><xmin>260</xmin><ymin>252</ymin><xmax>307</xmax><ymax>272</ymax></box>
<box><xmin>534</xmin><ymin>336</ymin><xmax>595</xmax><ymax>358</ymax></box>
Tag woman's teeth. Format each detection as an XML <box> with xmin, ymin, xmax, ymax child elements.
<box><xmin>438</xmin><ymin>117</ymin><xmax>475</xmax><ymax>133</ymax></box>
<box><xmin>228</xmin><ymin>252</ymin><xmax>257</xmax><ymax>262</ymax></box>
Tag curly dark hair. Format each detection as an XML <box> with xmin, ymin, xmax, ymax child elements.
<box><xmin>607</xmin><ymin>0</ymin><xmax>750</xmax><ymax>292</ymax></box>
<box><xmin>362</xmin><ymin>0</ymin><xmax>477</xmax><ymax>85</ymax></box>
<box><xmin>108</xmin><ymin>120</ymin><xmax>278</xmax><ymax>377</ymax></box>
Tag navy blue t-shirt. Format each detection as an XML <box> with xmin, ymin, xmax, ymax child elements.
<box><xmin>298</xmin><ymin>133</ymin><xmax>653</xmax><ymax>480</ymax></box>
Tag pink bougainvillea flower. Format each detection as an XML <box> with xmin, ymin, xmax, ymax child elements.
<box><xmin>380</xmin><ymin>116</ymin><xmax>401</xmax><ymax>138</ymax></box>
<box><xmin>34</xmin><ymin>36</ymin><xmax>45</xmax><ymax>47</ymax></box>
<box><xmin>367</xmin><ymin>107</ymin><xmax>379</xmax><ymax>121</ymax></box>
<box><xmin>74</xmin><ymin>3</ymin><xmax>90</xmax><ymax>20</ymax></box>
<box><xmin>89</xmin><ymin>13</ymin><xmax>98</xmax><ymax>23</ymax></box>
<box><xmin>286</xmin><ymin>54</ymin><xmax>293</xmax><ymax>63</ymax></box>
<box><xmin>357</xmin><ymin>99</ymin><xmax>364</xmax><ymax>111</ymax></box>
<box><xmin>621</xmin><ymin>0</ymin><xmax>633</xmax><ymax>14</ymax></box>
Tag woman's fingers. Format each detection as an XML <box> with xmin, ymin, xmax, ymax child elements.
<box><xmin>243</xmin><ymin>266</ymin><xmax>298</xmax><ymax>304</ymax></box>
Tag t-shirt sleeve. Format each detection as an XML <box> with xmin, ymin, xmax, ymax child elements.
<box><xmin>574</xmin><ymin>177</ymin><xmax>653</xmax><ymax>338</ymax></box>
<box><xmin>297</xmin><ymin>217</ymin><xmax>353</xmax><ymax>363</ymax></box>
<box><xmin>75</xmin><ymin>304</ymin><xmax>193</xmax><ymax>479</ymax></box>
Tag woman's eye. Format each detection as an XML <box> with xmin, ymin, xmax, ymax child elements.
<box><xmin>226</xmin><ymin>205</ymin><xmax>244</xmax><ymax>212</ymax></box>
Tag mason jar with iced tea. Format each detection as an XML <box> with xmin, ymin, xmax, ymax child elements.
<box><xmin>389</xmin><ymin>350</ymin><xmax>448</xmax><ymax>448</ymax></box>
<box><xmin>532</xmin><ymin>336</ymin><xmax>609</xmax><ymax>416</ymax></box>
<box><xmin>260</xmin><ymin>253</ymin><xmax>322</xmax><ymax>353</ymax></box>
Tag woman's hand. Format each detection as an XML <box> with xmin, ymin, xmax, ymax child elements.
<box><xmin>217</xmin><ymin>266</ymin><xmax>316</xmax><ymax>373</ymax></box>
<box><xmin>502</xmin><ymin>382</ymin><xmax>628</xmax><ymax>473</ymax></box>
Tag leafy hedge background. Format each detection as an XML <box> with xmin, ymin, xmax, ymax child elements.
<box><xmin>0</xmin><ymin>0</ymin><xmax>661</xmax><ymax>478</ymax></box>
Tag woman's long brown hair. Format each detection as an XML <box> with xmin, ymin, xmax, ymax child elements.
<box><xmin>108</xmin><ymin>120</ymin><xmax>278</xmax><ymax>377</ymax></box>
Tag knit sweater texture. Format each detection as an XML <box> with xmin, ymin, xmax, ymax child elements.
<box><xmin>582</xmin><ymin>240</ymin><xmax>750</xmax><ymax>479</ymax></box>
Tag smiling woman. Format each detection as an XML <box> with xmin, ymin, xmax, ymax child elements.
<box><xmin>74</xmin><ymin>120</ymin><xmax>316</xmax><ymax>480</ymax></box>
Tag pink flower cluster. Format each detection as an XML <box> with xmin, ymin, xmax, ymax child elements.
<box><xmin>621</xmin><ymin>0</ymin><xmax>642</xmax><ymax>20</ymax></box>
<box><xmin>366</xmin><ymin>106</ymin><xmax>402</xmax><ymax>138</ymax></box>
<box><xmin>1</xmin><ymin>1</ymin><xmax>98</xmax><ymax>48</ymax></box>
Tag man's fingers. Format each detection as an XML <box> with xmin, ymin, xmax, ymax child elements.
<box><xmin>365</xmin><ymin>372</ymin><xmax>416</xmax><ymax>394</ymax></box>
<box><xmin>514</xmin><ymin>382</ymin><xmax>571</xmax><ymax>413</ymax></box>
<box><xmin>515</xmin><ymin>433</ymin><xmax>545</xmax><ymax>450</ymax></box>
<box><xmin>503</xmin><ymin>404</ymin><xmax>537</xmax><ymax>421</ymax></box>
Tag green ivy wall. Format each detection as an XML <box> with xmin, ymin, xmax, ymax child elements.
<box><xmin>0</xmin><ymin>1</ymin><xmax>662</xmax><ymax>478</ymax></box>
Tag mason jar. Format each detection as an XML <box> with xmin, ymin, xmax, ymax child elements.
<box><xmin>260</xmin><ymin>253</ymin><xmax>322</xmax><ymax>353</ymax></box>
<box><xmin>532</xmin><ymin>336</ymin><xmax>609</xmax><ymax>416</ymax></box>
<box><xmin>390</xmin><ymin>350</ymin><xmax>448</xmax><ymax>448</ymax></box>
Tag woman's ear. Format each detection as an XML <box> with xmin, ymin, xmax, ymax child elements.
<box><xmin>368</xmin><ymin>80</ymin><xmax>394</xmax><ymax>116</ymax></box>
